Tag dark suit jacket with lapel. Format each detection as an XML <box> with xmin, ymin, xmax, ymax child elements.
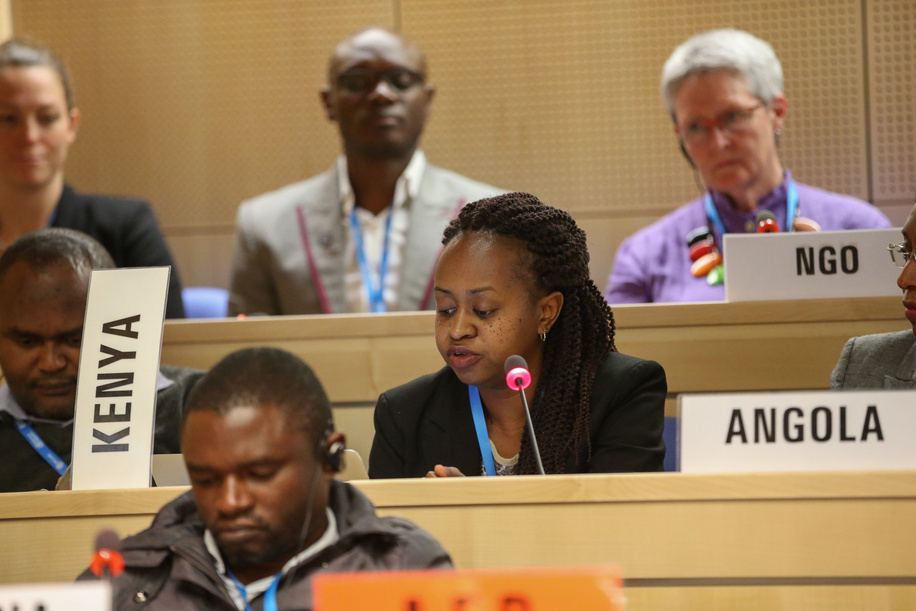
<box><xmin>368</xmin><ymin>353</ymin><xmax>667</xmax><ymax>478</ymax></box>
<box><xmin>831</xmin><ymin>330</ymin><xmax>916</xmax><ymax>389</ymax></box>
<box><xmin>52</xmin><ymin>184</ymin><xmax>185</xmax><ymax>318</ymax></box>
<box><xmin>228</xmin><ymin>161</ymin><xmax>504</xmax><ymax>315</ymax></box>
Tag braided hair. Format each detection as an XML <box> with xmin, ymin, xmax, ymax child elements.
<box><xmin>442</xmin><ymin>192</ymin><xmax>616</xmax><ymax>474</ymax></box>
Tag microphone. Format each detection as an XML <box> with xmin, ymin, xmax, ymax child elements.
<box><xmin>756</xmin><ymin>210</ymin><xmax>779</xmax><ymax>233</ymax></box>
<box><xmin>504</xmin><ymin>356</ymin><xmax>545</xmax><ymax>475</ymax></box>
<box><xmin>89</xmin><ymin>529</ymin><xmax>125</xmax><ymax>578</ymax></box>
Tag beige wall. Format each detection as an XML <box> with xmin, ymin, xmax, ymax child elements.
<box><xmin>10</xmin><ymin>0</ymin><xmax>916</xmax><ymax>289</ymax></box>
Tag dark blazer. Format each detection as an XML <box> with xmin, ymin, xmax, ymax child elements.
<box><xmin>831</xmin><ymin>330</ymin><xmax>916</xmax><ymax>389</ymax></box>
<box><xmin>369</xmin><ymin>353</ymin><xmax>667</xmax><ymax>478</ymax></box>
<box><xmin>52</xmin><ymin>184</ymin><xmax>185</xmax><ymax>318</ymax></box>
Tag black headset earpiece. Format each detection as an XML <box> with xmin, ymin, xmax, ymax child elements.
<box><xmin>326</xmin><ymin>441</ymin><xmax>345</xmax><ymax>473</ymax></box>
<box><xmin>678</xmin><ymin>140</ymin><xmax>696</xmax><ymax>169</ymax></box>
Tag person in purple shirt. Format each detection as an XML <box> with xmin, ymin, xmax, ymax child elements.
<box><xmin>605</xmin><ymin>29</ymin><xmax>890</xmax><ymax>304</ymax></box>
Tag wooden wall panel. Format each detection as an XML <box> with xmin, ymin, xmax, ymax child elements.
<box><xmin>868</xmin><ymin>0</ymin><xmax>916</xmax><ymax>209</ymax></box>
<box><xmin>10</xmin><ymin>0</ymin><xmax>393</xmax><ymax>228</ymax></box>
<box><xmin>405</xmin><ymin>0</ymin><xmax>870</xmax><ymax>214</ymax></box>
<box><xmin>8</xmin><ymin>1</ymin><xmax>912</xmax><ymax>291</ymax></box>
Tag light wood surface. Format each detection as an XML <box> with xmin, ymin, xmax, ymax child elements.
<box><xmin>160</xmin><ymin>296</ymin><xmax>907</xmax><ymax>461</ymax></box>
<box><xmin>2</xmin><ymin>471</ymin><xmax>914</xmax><ymax>609</ymax></box>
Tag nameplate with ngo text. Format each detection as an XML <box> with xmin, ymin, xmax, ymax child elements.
<box><xmin>0</xmin><ymin>581</ymin><xmax>111</xmax><ymax>611</ymax></box>
<box><xmin>723</xmin><ymin>228</ymin><xmax>900</xmax><ymax>301</ymax></box>
<box><xmin>313</xmin><ymin>565</ymin><xmax>624</xmax><ymax>610</ymax></box>
<box><xmin>679</xmin><ymin>390</ymin><xmax>916</xmax><ymax>473</ymax></box>
<box><xmin>71</xmin><ymin>267</ymin><xmax>170</xmax><ymax>490</ymax></box>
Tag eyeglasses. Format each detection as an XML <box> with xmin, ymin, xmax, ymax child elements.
<box><xmin>336</xmin><ymin>68</ymin><xmax>426</xmax><ymax>95</ymax></box>
<box><xmin>888</xmin><ymin>241</ymin><xmax>915</xmax><ymax>268</ymax></box>
<box><xmin>676</xmin><ymin>103</ymin><xmax>765</xmax><ymax>145</ymax></box>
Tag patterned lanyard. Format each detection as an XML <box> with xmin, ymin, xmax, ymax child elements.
<box><xmin>14</xmin><ymin>419</ymin><xmax>67</xmax><ymax>476</ymax></box>
<box><xmin>468</xmin><ymin>385</ymin><xmax>497</xmax><ymax>476</ymax></box>
<box><xmin>349</xmin><ymin>206</ymin><xmax>394</xmax><ymax>313</ymax></box>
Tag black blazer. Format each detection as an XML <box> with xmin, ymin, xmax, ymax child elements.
<box><xmin>369</xmin><ymin>352</ymin><xmax>667</xmax><ymax>478</ymax></box>
<box><xmin>52</xmin><ymin>184</ymin><xmax>185</xmax><ymax>318</ymax></box>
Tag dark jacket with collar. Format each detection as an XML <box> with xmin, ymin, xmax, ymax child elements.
<box><xmin>0</xmin><ymin>365</ymin><xmax>203</xmax><ymax>492</ymax></box>
<box><xmin>831</xmin><ymin>330</ymin><xmax>916</xmax><ymax>389</ymax></box>
<box><xmin>52</xmin><ymin>183</ymin><xmax>185</xmax><ymax>318</ymax></box>
<box><xmin>369</xmin><ymin>353</ymin><xmax>667</xmax><ymax>478</ymax></box>
<box><xmin>79</xmin><ymin>481</ymin><xmax>452</xmax><ymax>610</ymax></box>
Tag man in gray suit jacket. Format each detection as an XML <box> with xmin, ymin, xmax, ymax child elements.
<box><xmin>229</xmin><ymin>27</ymin><xmax>502</xmax><ymax>315</ymax></box>
<box><xmin>832</xmin><ymin>200</ymin><xmax>916</xmax><ymax>389</ymax></box>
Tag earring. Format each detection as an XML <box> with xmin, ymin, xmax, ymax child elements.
<box><xmin>539</xmin><ymin>331</ymin><xmax>547</xmax><ymax>342</ymax></box>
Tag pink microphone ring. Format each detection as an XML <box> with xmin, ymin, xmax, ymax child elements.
<box><xmin>506</xmin><ymin>366</ymin><xmax>532</xmax><ymax>390</ymax></box>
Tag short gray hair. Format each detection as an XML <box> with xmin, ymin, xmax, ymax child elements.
<box><xmin>661</xmin><ymin>28</ymin><xmax>783</xmax><ymax>119</ymax></box>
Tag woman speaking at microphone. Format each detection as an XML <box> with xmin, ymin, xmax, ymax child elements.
<box><xmin>368</xmin><ymin>192</ymin><xmax>667</xmax><ymax>478</ymax></box>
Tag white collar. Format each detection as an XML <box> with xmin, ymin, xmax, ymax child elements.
<box><xmin>337</xmin><ymin>150</ymin><xmax>426</xmax><ymax>216</ymax></box>
<box><xmin>205</xmin><ymin>507</ymin><xmax>339</xmax><ymax>603</ymax></box>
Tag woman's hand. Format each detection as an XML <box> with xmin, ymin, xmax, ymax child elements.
<box><xmin>425</xmin><ymin>464</ymin><xmax>466</xmax><ymax>478</ymax></box>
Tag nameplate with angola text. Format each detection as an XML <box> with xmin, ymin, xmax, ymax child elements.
<box><xmin>678</xmin><ymin>389</ymin><xmax>916</xmax><ymax>473</ymax></box>
<box><xmin>71</xmin><ymin>267</ymin><xmax>170</xmax><ymax>490</ymax></box>
<box><xmin>723</xmin><ymin>228</ymin><xmax>900</xmax><ymax>302</ymax></box>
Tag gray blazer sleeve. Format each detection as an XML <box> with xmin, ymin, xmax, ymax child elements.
<box><xmin>228</xmin><ymin>201</ymin><xmax>280</xmax><ymax>316</ymax></box>
<box><xmin>830</xmin><ymin>338</ymin><xmax>856</xmax><ymax>390</ymax></box>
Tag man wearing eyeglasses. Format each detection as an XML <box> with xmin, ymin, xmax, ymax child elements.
<box><xmin>228</xmin><ymin>27</ymin><xmax>503</xmax><ymax>316</ymax></box>
<box><xmin>604</xmin><ymin>28</ymin><xmax>891</xmax><ymax>305</ymax></box>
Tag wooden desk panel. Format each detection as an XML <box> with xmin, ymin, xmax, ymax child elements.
<box><xmin>2</xmin><ymin>472</ymin><xmax>915</xmax><ymax>601</ymax></box>
<box><xmin>160</xmin><ymin>297</ymin><xmax>907</xmax><ymax>459</ymax></box>
<box><xmin>162</xmin><ymin>296</ymin><xmax>905</xmax><ymax>399</ymax></box>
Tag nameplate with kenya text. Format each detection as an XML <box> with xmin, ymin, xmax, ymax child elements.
<box><xmin>724</xmin><ymin>228</ymin><xmax>900</xmax><ymax>301</ymax></box>
<box><xmin>71</xmin><ymin>267</ymin><xmax>170</xmax><ymax>490</ymax></box>
<box><xmin>678</xmin><ymin>389</ymin><xmax>916</xmax><ymax>473</ymax></box>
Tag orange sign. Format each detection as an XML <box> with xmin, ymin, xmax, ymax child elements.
<box><xmin>313</xmin><ymin>565</ymin><xmax>624</xmax><ymax>610</ymax></box>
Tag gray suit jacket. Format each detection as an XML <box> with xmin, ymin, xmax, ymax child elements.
<box><xmin>830</xmin><ymin>330</ymin><xmax>916</xmax><ymax>389</ymax></box>
<box><xmin>228</xmin><ymin>162</ymin><xmax>503</xmax><ymax>315</ymax></box>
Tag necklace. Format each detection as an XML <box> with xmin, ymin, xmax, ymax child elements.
<box><xmin>688</xmin><ymin>179</ymin><xmax>800</xmax><ymax>286</ymax></box>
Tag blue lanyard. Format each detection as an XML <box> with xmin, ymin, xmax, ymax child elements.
<box><xmin>14</xmin><ymin>419</ymin><xmax>67</xmax><ymax>476</ymax></box>
<box><xmin>349</xmin><ymin>207</ymin><xmax>394</xmax><ymax>313</ymax></box>
<box><xmin>468</xmin><ymin>386</ymin><xmax>496</xmax><ymax>476</ymax></box>
<box><xmin>704</xmin><ymin>177</ymin><xmax>800</xmax><ymax>239</ymax></box>
<box><xmin>228</xmin><ymin>571</ymin><xmax>282</xmax><ymax>611</ymax></box>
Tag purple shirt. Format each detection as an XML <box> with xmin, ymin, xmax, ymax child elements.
<box><xmin>604</xmin><ymin>172</ymin><xmax>892</xmax><ymax>304</ymax></box>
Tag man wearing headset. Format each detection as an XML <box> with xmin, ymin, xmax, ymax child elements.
<box><xmin>85</xmin><ymin>347</ymin><xmax>451</xmax><ymax>609</ymax></box>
